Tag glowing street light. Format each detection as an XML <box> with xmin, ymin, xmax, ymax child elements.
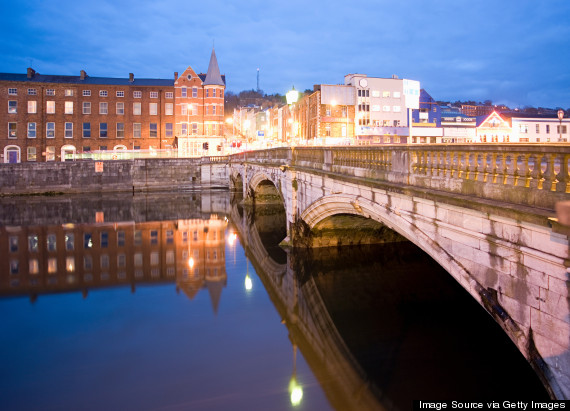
<box><xmin>558</xmin><ymin>109</ymin><xmax>565</xmax><ymax>142</ymax></box>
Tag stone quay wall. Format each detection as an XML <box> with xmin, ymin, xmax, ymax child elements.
<box><xmin>0</xmin><ymin>157</ymin><xmax>229</xmax><ymax>195</ymax></box>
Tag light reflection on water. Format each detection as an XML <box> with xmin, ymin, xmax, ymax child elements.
<box><xmin>0</xmin><ymin>191</ymin><xmax>549</xmax><ymax>410</ymax></box>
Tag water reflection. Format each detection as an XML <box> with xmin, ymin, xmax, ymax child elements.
<box><xmin>0</xmin><ymin>191</ymin><xmax>549</xmax><ymax>411</ymax></box>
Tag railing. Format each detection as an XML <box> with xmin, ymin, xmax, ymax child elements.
<box><xmin>235</xmin><ymin>145</ymin><xmax>570</xmax><ymax>211</ymax></box>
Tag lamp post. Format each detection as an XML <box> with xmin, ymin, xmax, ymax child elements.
<box><xmin>558</xmin><ymin>109</ymin><xmax>564</xmax><ymax>142</ymax></box>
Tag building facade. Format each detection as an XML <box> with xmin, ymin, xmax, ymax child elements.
<box><xmin>1</xmin><ymin>48</ymin><xmax>225</xmax><ymax>163</ymax></box>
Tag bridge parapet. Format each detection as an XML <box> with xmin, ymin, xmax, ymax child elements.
<box><xmin>232</xmin><ymin>145</ymin><xmax>569</xmax><ymax>210</ymax></box>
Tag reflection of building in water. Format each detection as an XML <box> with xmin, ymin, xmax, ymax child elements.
<box><xmin>0</xmin><ymin>216</ymin><xmax>227</xmax><ymax>310</ymax></box>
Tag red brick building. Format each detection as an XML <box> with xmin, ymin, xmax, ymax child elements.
<box><xmin>0</xmin><ymin>48</ymin><xmax>225</xmax><ymax>162</ymax></box>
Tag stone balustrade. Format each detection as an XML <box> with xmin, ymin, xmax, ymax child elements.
<box><xmin>232</xmin><ymin>145</ymin><xmax>570</xmax><ymax>211</ymax></box>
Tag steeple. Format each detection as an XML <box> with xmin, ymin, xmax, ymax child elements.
<box><xmin>203</xmin><ymin>47</ymin><xmax>225</xmax><ymax>86</ymax></box>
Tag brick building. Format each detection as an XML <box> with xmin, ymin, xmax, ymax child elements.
<box><xmin>0</xmin><ymin>48</ymin><xmax>225</xmax><ymax>163</ymax></box>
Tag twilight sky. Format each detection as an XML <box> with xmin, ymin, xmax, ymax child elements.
<box><xmin>1</xmin><ymin>0</ymin><xmax>569</xmax><ymax>109</ymax></box>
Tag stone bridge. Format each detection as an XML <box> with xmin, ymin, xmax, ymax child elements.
<box><xmin>228</xmin><ymin>144</ymin><xmax>570</xmax><ymax>399</ymax></box>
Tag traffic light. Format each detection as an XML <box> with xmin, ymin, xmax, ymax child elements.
<box><xmin>202</xmin><ymin>142</ymin><xmax>209</xmax><ymax>150</ymax></box>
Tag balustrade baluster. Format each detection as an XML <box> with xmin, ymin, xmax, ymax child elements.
<box><xmin>556</xmin><ymin>152</ymin><xmax>570</xmax><ymax>193</ymax></box>
<box><xmin>541</xmin><ymin>154</ymin><xmax>557</xmax><ymax>191</ymax></box>
<box><xmin>516</xmin><ymin>154</ymin><xmax>531</xmax><ymax>188</ymax></box>
<box><xmin>504</xmin><ymin>154</ymin><xmax>517</xmax><ymax>186</ymax></box>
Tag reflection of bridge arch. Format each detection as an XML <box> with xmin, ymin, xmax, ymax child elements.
<box><xmin>230</xmin><ymin>202</ymin><xmax>389</xmax><ymax>409</ymax></box>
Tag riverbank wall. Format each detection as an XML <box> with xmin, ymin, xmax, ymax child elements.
<box><xmin>0</xmin><ymin>158</ymin><xmax>230</xmax><ymax>195</ymax></box>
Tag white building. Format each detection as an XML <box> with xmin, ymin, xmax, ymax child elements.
<box><xmin>510</xmin><ymin>116</ymin><xmax>569</xmax><ymax>143</ymax></box>
<box><xmin>344</xmin><ymin>74</ymin><xmax>420</xmax><ymax>144</ymax></box>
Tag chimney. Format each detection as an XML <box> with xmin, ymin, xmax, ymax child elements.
<box><xmin>174</xmin><ymin>72</ymin><xmax>178</xmax><ymax>80</ymax></box>
<box><xmin>27</xmin><ymin>68</ymin><xmax>35</xmax><ymax>79</ymax></box>
<box><xmin>80</xmin><ymin>70</ymin><xmax>87</xmax><ymax>80</ymax></box>
<box><xmin>129</xmin><ymin>73</ymin><xmax>134</xmax><ymax>82</ymax></box>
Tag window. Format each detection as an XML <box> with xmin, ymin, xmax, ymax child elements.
<box><xmin>116</xmin><ymin>102</ymin><xmax>124</xmax><ymax>115</ymax></box>
<box><xmin>83</xmin><ymin>102</ymin><xmax>91</xmax><ymax>114</ymax></box>
<box><xmin>65</xmin><ymin>101</ymin><xmax>73</xmax><ymax>114</ymax></box>
<box><xmin>8</xmin><ymin>101</ymin><xmax>17</xmax><ymax>113</ymax></box>
<box><xmin>150</xmin><ymin>230</ymin><xmax>158</xmax><ymax>245</ymax></box>
<box><xmin>150</xmin><ymin>91</ymin><xmax>158</xmax><ymax>98</ymax></box>
<box><xmin>117</xmin><ymin>123</ymin><xmax>124</xmax><ymax>138</ymax></box>
<box><xmin>325</xmin><ymin>124</ymin><xmax>331</xmax><ymax>136</ymax></box>
<box><xmin>192</xmin><ymin>87</ymin><xmax>197</xmax><ymax>98</ymax></box>
<box><xmin>65</xmin><ymin>89</ymin><xmax>74</xmax><ymax>96</ymax></box>
<box><xmin>181</xmin><ymin>87</ymin><xmax>187</xmax><ymax>98</ymax></box>
<box><xmin>117</xmin><ymin>231</ymin><xmax>125</xmax><ymax>246</ymax></box>
<box><xmin>150</xmin><ymin>123</ymin><xmax>157</xmax><ymax>138</ymax></box>
<box><xmin>29</xmin><ymin>259</ymin><xmax>39</xmax><ymax>275</ymax></box>
<box><xmin>99</xmin><ymin>102</ymin><xmax>108</xmax><ymax>114</ymax></box>
<box><xmin>133</xmin><ymin>102</ymin><xmax>141</xmax><ymax>115</ymax></box>
<box><xmin>65</xmin><ymin>122</ymin><xmax>73</xmax><ymax>138</ymax></box>
<box><xmin>83</xmin><ymin>122</ymin><xmax>91</xmax><ymax>138</ymax></box>
<box><xmin>47</xmin><ymin>234</ymin><xmax>57</xmax><ymax>251</ymax></box>
<box><xmin>166</xmin><ymin>123</ymin><xmax>173</xmax><ymax>137</ymax></box>
<box><xmin>27</xmin><ymin>147</ymin><xmax>36</xmax><ymax>162</ymax></box>
<box><xmin>133</xmin><ymin>123</ymin><xmax>141</xmax><ymax>138</ymax></box>
<box><xmin>116</xmin><ymin>91</ymin><xmax>124</xmax><ymax>97</ymax></box>
<box><xmin>28</xmin><ymin>122</ymin><xmax>36</xmax><ymax>138</ymax></box>
<box><xmin>149</xmin><ymin>103</ymin><xmax>157</xmax><ymax>115</ymax></box>
<box><xmin>546</xmin><ymin>125</ymin><xmax>550</xmax><ymax>134</ymax></box>
<box><xmin>46</xmin><ymin>146</ymin><xmax>55</xmax><ymax>161</ymax></box>
<box><xmin>165</xmin><ymin>103</ymin><xmax>173</xmax><ymax>115</ymax></box>
<box><xmin>383</xmin><ymin>105</ymin><xmax>391</xmax><ymax>112</ymax></box>
<box><xmin>83</xmin><ymin>90</ymin><xmax>91</xmax><ymax>96</ymax></box>
<box><xmin>536</xmin><ymin>124</ymin><xmax>540</xmax><ymax>133</ymax></box>
<box><xmin>342</xmin><ymin>124</ymin><xmax>347</xmax><ymax>137</ymax></box>
<box><xmin>100</xmin><ymin>123</ymin><xmax>107</xmax><ymax>138</ymax></box>
<box><xmin>28</xmin><ymin>101</ymin><xmax>37</xmax><ymax>113</ymax></box>
<box><xmin>9</xmin><ymin>236</ymin><xmax>18</xmax><ymax>252</ymax></box>
<box><xmin>8</xmin><ymin>123</ymin><xmax>16</xmax><ymax>138</ymax></box>
<box><xmin>134</xmin><ymin>230</ymin><xmax>142</xmax><ymax>246</ymax></box>
<box><xmin>8</xmin><ymin>88</ymin><xmax>17</xmax><ymax>95</ymax></box>
<box><xmin>181</xmin><ymin>104</ymin><xmax>187</xmax><ymax>116</ymax></box>
<box><xmin>133</xmin><ymin>91</ymin><xmax>142</xmax><ymax>98</ymax></box>
<box><xmin>46</xmin><ymin>89</ymin><xmax>55</xmax><ymax>96</ymax></box>
<box><xmin>326</xmin><ymin>108</ymin><xmax>331</xmax><ymax>116</ymax></box>
<box><xmin>65</xmin><ymin>233</ymin><xmax>74</xmax><ymax>250</ymax></box>
<box><xmin>393</xmin><ymin>91</ymin><xmax>401</xmax><ymax>98</ymax></box>
<box><xmin>206</xmin><ymin>89</ymin><xmax>210</xmax><ymax>98</ymax></box>
<box><xmin>101</xmin><ymin>255</ymin><xmax>109</xmax><ymax>269</ymax></box>
<box><xmin>99</xmin><ymin>90</ymin><xmax>108</xmax><ymax>97</ymax></box>
<box><xmin>28</xmin><ymin>235</ymin><xmax>38</xmax><ymax>252</ymax></box>
<box><xmin>393</xmin><ymin>106</ymin><xmax>401</xmax><ymax>112</ymax></box>
<box><xmin>99</xmin><ymin>145</ymin><xmax>107</xmax><ymax>150</ymax></box>
<box><xmin>84</xmin><ymin>255</ymin><xmax>93</xmax><ymax>269</ymax></box>
<box><xmin>213</xmin><ymin>89</ymin><xmax>217</xmax><ymax>98</ymax></box>
<box><xmin>165</xmin><ymin>92</ymin><xmax>173</xmax><ymax>99</ymax></box>
<box><xmin>192</xmin><ymin>123</ymin><xmax>198</xmax><ymax>134</ymax></box>
<box><xmin>181</xmin><ymin>123</ymin><xmax>188</xmax><ymax>136</ymax></box>
<box><xmin>212</xmin><ymin>106</ymin><xmax>216</xmax><ymax>115</ymax></box>
<box><xmin>47</xmin><ymin>122</ymin><xmax>55</xmax><ymax>138</ymax></box>
<box><xmin>558</xmin><ymin>125</ymin><xmax>568</xmax><ymax>134</ymax></box>
<box><xmin>519</xmin><ymin>124</ymin><xmax>528</xmax><ymax>133</ymax></box>
<box><xmin>101</xmin><ymin>232</ymin><xmax>109</xmax><ymax>248</ymax></box>
<box><xmin>382</xmin><ymin>91</ymin><xmax>391</xmax><ymax>98</ymax></box>
<box><xmin>372</xmin><ymin>105</ymin><xmax>380</xmax><ymax>112</ymax></box>
<box><xmin>205</xmin><ymin>106</ymin><xmax>209</xmax><ymax>115</ymax></box>
<box><xmin>219</xmin><ymin>90</ymin><xmax>223</xmax><ymax>98</ymax></box>
<box><xmin>48</xmin><ymin>258</ymin><xmax>57</xmax><ymax>274</ymax></box>
<box><xmin>47</xmin><ymin>101</ymin><xmax>55</xmax><ymax>113</ymax></box>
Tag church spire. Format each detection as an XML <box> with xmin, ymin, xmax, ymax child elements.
<box><xmin>203</xmin><ymin>47</ymin><xmax>225</xmax><ymax>86</ymax></box>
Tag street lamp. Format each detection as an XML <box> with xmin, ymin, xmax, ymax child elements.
<box><xmin>558</xmin><ymin>109</ymin><xmax>564</xmax><ymax>142</ymax></box>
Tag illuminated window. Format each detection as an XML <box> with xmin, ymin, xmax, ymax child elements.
<box><xmin>133</xmin><ymin>123</ymin><xmax>141</xmax><ymax>138</ymax></box>
<box><xmin>47</xmin><ymin>234</ymin><xmax>57</xmax><ymax>251</ymax></box>
<box><xmin>27</xmin><ymin>147</ymin><xmax>37</xmax><ymax>162</ymax></box>
<box><xmin>133</xmin><ymin>102</ymin><xmax>141</xmax><ymax>115</ymax></box>
<box><xmin>29</xmin><ymin>259</ymin><xmax>39</xmax><ymax>275</ymax></box>
<box><xmin>65</xmin><ymin>101</ymin><xmax>73</xmax><ymax>114</ymax></box>
<box><xmin>165</xmin><ymin>103</ymin><xmax>173</xmax><ymax>115</ymax></box>
<box><xmin>46</xmin><ymin>146</ymin><xmax>55</xmax><ymax>161</ymax></box>
<box><xmin>8</xmin><ymin>123</ymin><xmax>17</xmax><ymax>138</ymax></box>
<box><xmin>557</xmin><ymin>125</ymin><xmax>568</xmax><ymax>134</ymax></box>
<box><xmin>149</xmin><ymin>103</ymin><xmax>157</xmax><ymax>115</ymax></box>
<box><xmin>47</xmin><ymin>101</ymin><xmax>55</xmax><ymax>114</ymax></box>
<box><xmin>28</xmin><ymin>101</ymin><xmax>37</xmax><ymax>113</ymax></box>
<box><xmin>84</xmin><ymin>233</ymin><xmax>93</xmax><ymax>249</ymax></box>
<box><xmin>382</xmin><ymin>91</ymin><xmax>391</xmax><ymax>98</ymax></box>
<box><xmin>48</xmin><ymin>258</ymin><xmax>57</xmax><ymax>274</ymax></box>
<box><xmin>116</xmin><ymin>102</ymin><xmax>124</xmax><ymax>115</ymax></box>
<box><xmin>134</xmin><ymin>253</ymin><xmax>143</xmax><ymax>267</ymax></box>
<box><xmin>393</xmin><ymin>91</ymin><xmax>401</xmax><ymax>98</ymax></box>
<box><xmin>65</xmin><ymin>89</ymin><xmax>73</xmax><ymax>96</ymax></box>
<box><xmin>519</xmin><ymin>124</ymin><xmax>528</xmax><ymax>133</ymax></box>
<box><xmin>28</xmin><ymin>235</ymin><xmax>38</xmax><ymax>252</ymax></box>
<box><xmin>150</xmin><ymin>252</ymin><xmax>159</xmax><ymax>265</ymax></box>
<box><xmin>181</xmin><ymin>104</ymin><xmax>187</xmax><ymax>115</ymax></box>
<box><xmin>8</xmin><ymin>101</ymin><xmax>17</xmax><ymax>113</ymax></box>
<box><xmin>66</xmin><ymin>257</ymin><xmax>75</xmax><ymax>272</ymax></box>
